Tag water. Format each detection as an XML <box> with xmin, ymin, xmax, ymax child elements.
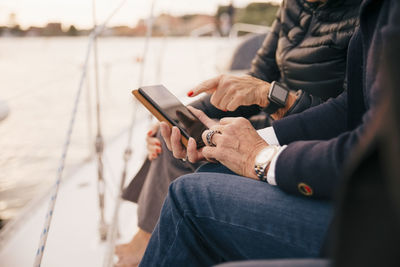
<box><xmin>0</xmin><ymin>36</ymin><xmax>235</xmax><ymax>224</ymax></box>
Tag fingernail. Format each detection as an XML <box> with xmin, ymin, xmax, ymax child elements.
<box><xmin>156</xmin><ymin>148</ymin><xmax>161</xmax><ymax>153</ymax></box>
<box><xmin>156</xmin><ymin>142</ymin><xmax>161</xmax><ymax>146</ymax></box>
<box><xmin>153</xmin><ymin>153</ymin><xmax>157</xmax><ymax>157</ymax></box>
<box><xmin>223</xmin><ymin>109</ymin><xmax>227</xmax><ymax>112</ymax></box>
<box><xmin>147</xmin><ymin>130</ymin><xmax>152</xmax><ymax>136</ymax></box>
<box><xmin>187</xmin><ymin>90</ymin><xmax>194</xmax><ymax>97</ymax></box>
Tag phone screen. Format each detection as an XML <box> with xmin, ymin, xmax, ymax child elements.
<box><xmin>139</xmin><ymin>85</ymin><xmax>207</xmax><ymax>147</ymax></box>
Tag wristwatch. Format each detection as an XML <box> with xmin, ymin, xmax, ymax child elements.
<box><xmin>263</xmin><ymin>81</ymin><xmax>290</xmax><ymax>114</ymax></box>
<box><xmin>254</xmin><ymin>145</ymin><xmax>279</xmax><ymax>182</ymax></box>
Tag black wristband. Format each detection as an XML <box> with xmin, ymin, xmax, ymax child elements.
<box><xmin>263</xmin><ymin>100</ymin><xmax>281</xmax><ymax>114</ymax></box>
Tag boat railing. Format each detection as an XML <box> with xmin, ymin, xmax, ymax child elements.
<box><xmin>190</xmin><ymin>23</ymin><xmax>220</xmax><ymax>37</ymax></box>
<box><xmin>190</xmin><ymin>23</ymin><xmax>270</xmax><ymax>39</ymax></box>
<box><xmin>228</xmin><ymin>23</ymin><xmax>270</xmax><ymax>39</ymax></box>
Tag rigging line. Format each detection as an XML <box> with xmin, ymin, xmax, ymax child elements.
<box><xmin>85</xmin><ymin>73</ymin><xmax>94</xmax><ymax>158</ymax></box>
<box><xmin>33</xmin><ymin>0</ymin><xmax>130</xmax><ymax>265</ymax></box>
<box><xmin>103</xmin><ymin>0</ymin><xmax>157</xmax><ymax>266</ymax></box>
<box><xmin>92</xmin><ymin>0</ymin><xmax>108</xmax><ymax>241</ymax></box>
<box><xmin>33</xmin><ymin>33</ymin><xmax>95</xmax><ymax>267</ymax></box>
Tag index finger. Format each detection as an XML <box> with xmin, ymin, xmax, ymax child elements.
<box><xmin>190</xmin><ymin>76</ymin><xmax>221</xmax><ymax>97</ymax></box>
<box><xmin>219</xmin><ymin>117</ymin><xmax>238</xmax><ymax>125</ymax></box>
<box><xmin>187</xmin><ymin>106</ymin><xmax>218</xmax><ymax>128</ymax></box>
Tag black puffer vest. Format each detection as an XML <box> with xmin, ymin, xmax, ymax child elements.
<box><xmin>250</xmin><ymin>0</ymin><xmax>361</xmax><ymax>101</ymax></box>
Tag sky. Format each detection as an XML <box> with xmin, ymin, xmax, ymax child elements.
<box><xmin>0</xmin><ymin>0</ymin><xmax>281</xmax><ymax>29</ymax></box>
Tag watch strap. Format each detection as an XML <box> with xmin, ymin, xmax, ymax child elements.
<box><xmin>254</xmin><ymin>146</ymin><xmax>279</xmax><ymax>183</ymax></box>
<box><xmin>263</xmin><ymin>100</ymin><xmax>281</xmax><ymax>114</ymax></box>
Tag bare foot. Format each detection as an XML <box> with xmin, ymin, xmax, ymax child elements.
<box><xmin>115</xmin><ymin>228</ymin><xmax>151</xmax><ymax>267</ymax></box>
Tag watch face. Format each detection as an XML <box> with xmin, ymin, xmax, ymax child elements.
<box><xmin>271</xmin><ymin>83</ymin><xmax>288</xmax><ymax>106</ymax></box>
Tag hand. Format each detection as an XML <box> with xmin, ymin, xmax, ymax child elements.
<box><xmin>270</xmin><ymin>91</ymin><xmax>299</xmax><ymax>120</ymax></box>
<box><xmin>188</xmin><ymin>74</ymin><xmax>270</xmax><ymax>111</ymax></box>
<box><xmin>146</xmin><ymin>123</ymin><xmax>162</xmax><ymax>160</ymax></box>
<box><xmin>201</xmin><ymin>117</ymin><xmax>269</xmax><ymax>179</ymax></box>
<box><xmin>160</xmin><ymin>106</ymin><xmax>217</xmax><ymax>163</ymax></box>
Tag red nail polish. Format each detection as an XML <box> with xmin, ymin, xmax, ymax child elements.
<box><xmin>223</xmin><ymin>109</ymin><xmax>227</xmax><ymax>112</ymax></box>
<box><xmin>153</xmin><ymin>153</ymin><xmax>157</xmax><ymax>157</ymax></box>
<box><xmin>147</xmin><ymin>130</ymin><xmax>152</xmax><ymax>136</ymax></box>
<box><xmin>157</xmin><ymin>148</ymin><xmax>161</xmax><ymax>153</ymax></box>
<box><xmin>187</xmin><ymin>91</ymin><xmax>194</xmax><ymax>97</ymax></box>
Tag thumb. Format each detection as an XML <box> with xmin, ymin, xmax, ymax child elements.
<box><xmin>188</xmin><ymin>76</ymin><xmax>221</xmax><ymax>97</ymax></box>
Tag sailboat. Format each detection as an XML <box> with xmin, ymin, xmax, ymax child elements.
<box><xmin>0</xmin><ymin>1</ymin><xmax>270</xmax><ymax>266</ymax></box>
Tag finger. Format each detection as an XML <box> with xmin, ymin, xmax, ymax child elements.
<box><xmin>147</xmin><ymin>123</ymin><xmax>160</xmax><ymax>137</ymax></box>
<box><xmin>219</xmin><ymin>117</ymin><xmax>239</xmax><ymax>125</ymax></box>
<box><xmin>147</xmin><ymin>136</ymin><xmax>161</xmax><ymax>147</ymax></box>
<box><xmin>209</xmin><ymin>124</ymin><xmax>224</xmax><ymax>133</ymax></box>
<box><xmin>217</xmin><ymin>93</ymin><xmax>234</xmax><ymax>111</ymax></box>
<box><xmin>187</xmin><ymin>138</ymin><xmax>203</xmax><ymax>163</ymax></box>
<box><xmin>170</xmin><ymin>126</ymin><xmax>186</xmax><ymax>159</ymax></box>
<box><xmin>209</xmin><ymin>75</ymin><xmax>233</xmax><ymax>110</ymax></box>
<box><xmin>226</xmin><ymin>99</ymin><xmax>240</xmax><ymax>112</ymax></box>
<box><xmin>209</xmin><ymin>89</ymin><xmax>227</xmax><ymax>110</ymax></box>
<box><xmin>159</xmin><ymin>122</ymin><xmax>172</xmax><ymax>150</ymax></box>
<box><xmin>148</xmin><ymin>153</ymin><xmax>158</xmax><ymax>161</ymax></box>
<box><xmin>202</xmin><ymin>129</ymin><xmax>223</xmax><ymax>147</ymax></box>
<box><xmin>189</xmin><ymin>76</ymin><xmax>221</xmax><ymax>97</ymax></box>
<box><xmin>187</xmin><ymin>106</ymin><xmax>217</xmax><ymax>128</ymax></box>
<box><xmin>146</xmin><ymin>143</ymin><xmax>161</xmax><ymax>155</ymax></box>
<box><xmin>202</xmin><ymin>146</ymin><xmax>219</xmax><ymax>162</ymax></box>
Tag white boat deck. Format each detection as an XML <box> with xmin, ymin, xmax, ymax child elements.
<box><xmin>0</xmin><ymin>118</ymin><xmax>149</xmax><ymax>266</ymax></box>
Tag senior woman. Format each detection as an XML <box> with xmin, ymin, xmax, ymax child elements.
<box><xmin>115</xmin><ymin>0</ymin><xmax>361</xmax><ymax>265</ymax></box>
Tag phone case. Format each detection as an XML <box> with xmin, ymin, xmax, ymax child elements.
<box><xmin>132</xmin><ymin>89</ymin><xmax>189</xmax><ymax>147</ymax></box>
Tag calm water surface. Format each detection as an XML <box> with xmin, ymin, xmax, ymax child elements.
<box><xmin>0</xmin><ymin>36</ymin><xmax>234</xmax><ymax>224</ymax></box>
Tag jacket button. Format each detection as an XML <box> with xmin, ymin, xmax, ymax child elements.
<box><xmin>298</xmin><ymin>182</ymin><xmax>313</xmax><ymax>196</ymax></box>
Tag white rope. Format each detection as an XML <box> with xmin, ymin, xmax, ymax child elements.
<box><xmin>33</xmin><ymin>1</ymin><xmax>130</xmax><ymax>266</ymax></box>
<box><xmin>33</xmin><ymin>33</ymin><xmax>95</xmax><ymax>267</ymax></box>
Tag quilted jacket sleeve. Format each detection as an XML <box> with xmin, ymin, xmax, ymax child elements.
<box><xmin>248</xmin><ymin>8</ymin><xmax>281</xmax><ymax>83</ymax></box>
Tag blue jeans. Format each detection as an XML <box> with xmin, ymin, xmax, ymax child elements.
<box><xmin>139</xmin><ymin>165</ymin><xmax>332</xmax><ymax>267</ymax></box>
<box><xmin>215</xmin><ymin>259</ymin><xmax>330</xmax><ymax>267</ymax></box>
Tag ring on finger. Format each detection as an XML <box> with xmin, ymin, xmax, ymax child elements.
<box><xmin>206</xmin><ymin>130</ymin><xmax>221</xmax><ymax>147</ymax></box>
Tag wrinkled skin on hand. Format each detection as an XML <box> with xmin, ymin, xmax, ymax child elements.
<box><xmin>160</xmin><ymin>106</ymin><xmax>269</xmax><ymax>180</ymax></box>
<box><xmin>188</xmin><ymin>74</ymin><xmax>271</xmax><ymax>111</ymax></box>
<box><xmin>201</xmin><ymin>117</ymin><xmax>269</xmax><ymax>179</ymax></box>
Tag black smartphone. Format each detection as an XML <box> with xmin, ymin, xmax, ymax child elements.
<box><xmin>132</xmin><ymin>85</ymin><xmax>207</xmax><ymax>148</ymax></box>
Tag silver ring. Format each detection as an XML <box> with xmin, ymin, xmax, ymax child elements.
<box><xmin>206</xmin><ymin>130</ymin><xmax>221</xmax><ymax>147</ymax></box>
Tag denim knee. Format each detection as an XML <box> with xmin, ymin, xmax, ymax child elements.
<box><xmin>168</xmin><ymin>173</ymin><xmax>215</xmax><ymax>215</ymax></box>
